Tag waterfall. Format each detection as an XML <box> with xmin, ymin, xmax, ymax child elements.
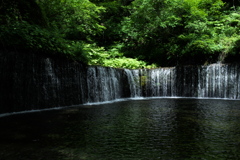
<box><xmin>86</xmin><ymin>66</ymin><xmax>122</xmax><ymax>103</ymax></box>
<box><xmin>1</xmin><ymin>51</ymin><xmax>240</xmax><ymax>113</ymax></box>
<box><xmin>197</xmin><ymin>64</ymin><xmax>240</xmax><ymax>99</ymax></box>
<box><xmin>124</xmin><ymin>69</ymin><xmax>141</xmax><ymax>97</ymax></box>
<box><xmin>142</xmin><ymin>68</ymin><xmax>176</xmax><ymax>97</ymax></box>
<box><xmin>43</xmin><ymin>58</ymin><xmax>60</xmax><ymax>102</ymax></box>
<box><xmin>140</xmin><ymin>64</ymin><xmax>240</xmax><ymax>99</ymax></box>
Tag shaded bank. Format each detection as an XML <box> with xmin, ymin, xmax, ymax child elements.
<box><xmin>1</xmin><ymin>51</ymin><xmax>240</xmax><ymax>113</ymax></box>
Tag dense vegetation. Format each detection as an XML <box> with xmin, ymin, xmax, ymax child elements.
<box><xmin>1</xmin><ymin>0</ymin><xmax>240</xmax><ymax>68</ymax></box>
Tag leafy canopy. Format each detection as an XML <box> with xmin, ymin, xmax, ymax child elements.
<box><xmin>37</xmin><ymin>0</ymin><xmax>106</xmax><ymax>40</ymax></box>
<box><xmin>121</xmin><ymin>0</ymin><xmax>240</xmax><ymax>65</ymax></box>
<box><xmin>1</xmin><ymin>0</ymin><xmax>240</xmax><ymax>67</ymax></box>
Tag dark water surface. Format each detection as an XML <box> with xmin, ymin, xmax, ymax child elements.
<box><xmin>1</xmin><ymin>98</ymin><xmax>240</xmax><ymax>160</ymax></box>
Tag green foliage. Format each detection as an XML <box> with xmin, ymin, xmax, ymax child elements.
<box><xmin>0</xmin><ymin>0</ymin><xmax>46</xmax><ymax>26</ymax></box>
<box><xmin>90</xmin><ymin>0</ymin><xmax>129</xmax><ymax>46</ymax></box>
<box><xmin>82</xmin><ymin>43</ymin><xmax>109</xmax><ymax>65</ymax></box>
<box><xmin>179</xmin><ymin>9</ymin><xmax>240</xmax><ymax>61</ymax></box>
<box><xmin>82</xmin><ymin>43</ymin><xmax>156</xmax><ymax>69</ymax></box>
<box><xmin>121</xmin><ymin>0</ymin><xmax>240</xmax><ymax>65</ymax></box>
<box><xmin>0</xmin><ymin>0</ymin><xmax>103</xmax><ymax>61</ymax></box>
<box><xmin>1</xmin><ymin>0</ymin><xmax>240</xmax><ymax>67</ymax></box>
<box><xmin>37</xmin><ymin>0</ymin><xmax>106</xmax><ymax>41</ymax></box>
<box><xmin>0</xmin><ymin>21</ymin><xmax>59</xmax><ymax>52</ymax></box>
<box><xmin>0</xmin><ymin>20</ymin><xmax>86</xmax><ymax>61</ymax></box>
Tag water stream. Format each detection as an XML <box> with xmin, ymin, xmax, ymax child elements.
<box><xmin>1</xmin><ymin>53</ymin><xmax>240</xmax><ymax>159</ymax></box>
<box><xmin>1</xmin><ymin>51</ymin><xmax>240</xmax><ymax>113</ymax></box>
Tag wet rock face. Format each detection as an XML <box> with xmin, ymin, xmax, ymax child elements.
<box><xmin>141</xmin><ymin>64</ymin><xmax>240</xmax><ymax>99</ymax></box>
<box><xmin>1</xmin><ymin>51</ymin><xmax>240</xmax><ymax>113</ymax></box>
<box><xmin>0</xmin><ymin>51</ymin><xmax>89</xmax><ymax>113</ymax></box>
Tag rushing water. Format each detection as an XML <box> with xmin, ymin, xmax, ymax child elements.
<box><xmin>1</xmin><ymin>98</ymin><xmax>240</xmax><ymax>160</ymax></box>
<box><xmin>2</xmin><ymin>50</ymin><xmax>240</xmax><ymax>113</ymax></box>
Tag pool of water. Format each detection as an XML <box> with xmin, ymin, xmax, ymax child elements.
<box><xmin>0</xmin><ymin>98</ymin><xmax>240</xmax><ymax>160</ymax></box>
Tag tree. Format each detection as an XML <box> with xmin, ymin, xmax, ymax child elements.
<box><xmin>0</xmin><ymin>0</ymin><xmax>105</xmax><ymax>58</ymax></box>
<box><xmin>1</xmin><ymin>0</ymin><xmax>240</xmax><ymax>67</ymax></box>
<box><xmin>121</xmin><ymin>0</ymin><xmax>226</xmax><ymax>66</ymax></box>
<box><xmin>89</xmin><ymin>0</ymin><xmax>131</xmax><ymax>46</ymax></box>
<box><xmin>37</xmin><ymin>0</ymin><xmax>106</xmax><ymax>41</ymax></box>
<box><xmin>0</xmin><ymin>0</ymin><xmax>46</xmax><ymax>26</ymax></box>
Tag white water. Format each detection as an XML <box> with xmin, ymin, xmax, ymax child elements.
<box><xmin>197</xmin><ymin>64</ymin><xmax>240</xmax><ymax>99</ymax></box>
<box><xmin>85</xmin><ymin>63</ymin><xmax>240</xmax><ymax>103</ymax></box>
<box><xmin>142</xmin><ymin>68</ymin><xmax>176</xmax><ymax>97</ymax></box>
<box><xmin>125</xmin><ymin>69</ymin><xmax>142</xmax><ymax>97</ymax></box>
<box><xmin>1</xmin><ymin>54</ymin><xmax>240</xmax><ymax>115</ymax></box>
<box><xmin>87</xmin><ymin>67</ymin><xmax>122</xmax><ymax>103</ymax></box>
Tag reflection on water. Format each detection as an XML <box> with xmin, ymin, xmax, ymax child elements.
<box><xmin>0</xmin><ymin>98</ymin><xmax>240</xmax><ymax>160</ymax></box>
